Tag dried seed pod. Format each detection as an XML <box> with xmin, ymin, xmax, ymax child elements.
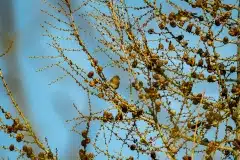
<box><xmin>158</xmin><ymin>22</ymin><xmax>166</xmax><ymax>30</ymax></box>
<box><xmin>26</xmin><ymin>146</ymin><xmax>33</xmax><ymax>156</ymax></box>
<box><xmin>180</xmin><ymin>81</ymin><xmax>193</xmax><ymax>95</ymax></box>
<box><xmin>197</xmin><ymin>59</ymin><xmax>203</xmax><ymax>67</ymax></box>
<box><xmin>9</xmin><ymin>144</ymin><xmax>14</xmax><ymax>151</ymax></box>
<box><xmin>150</xmin><ymin>151</ymin><xmax>156</xmax><ymax>159</ymax></box>
<box><xmin>87</xmin><ymin>71</ymin><xmax>94</xmax><ymax>78</ymax></box>
<box><xmin>168</xmin><ymin>12</ymin><xmax>176</xmax><ymax>21</ymax></box>
<box><xmin>198</xmin><ymin>73</ymin><xmax>205</xmax><ymax>80</ymax></box>
<box><xmin>109</xmin><ymin>75</ymin><xmax>120</xmax><ymax>90</ymax></box>
<box><xmin>191</xmin><ymin>72</ymin><xmax>197</xmax><ymax>78</ymax></box>
<box><xmin>93</xmin><ymin>59</ymin><xmax>98</xmax><ymax>66</ymax></box>
<box><xmin>82</xmin><ymin>130</ymin><xmax>88</xmax><ymax>138</ymax></box>
<box><xmin>195</xmin><ymin>26</ymin><xmax>201</xmax><ymax>35</ymax></box>
<box><xmin>132</xmin><ymin>60</ymin><xmax>138</xmax><ymax>68</ymax></box>
<box><xmin>130</xmin><ymin>144</ymin><xmax>136</xmax><ymax>150</ymax></box>
<box><xmin>207</xmin><ymin>40</ymin><xmax>214</xmax><ymax>46</ymax></box>
<box><xmin>5</xmin><ymin>112</ymin><xmax>11</xmax><ymax>119</ymax></box>
<box><xmin>38</xmin><ymin>152</ymin><xmax>45</xmax><ymax>159</ymax></box>
<box><xmin>192</xmin><ymin>93</ymin><xmax>202</xmax><ymax>105</ymax></box>
<box><xmin>121</xmin><ymin>104</ymin><xmax>128</xmax><ymax>113</ymax></box>
<box><xmin>176</xmin><ymin>35</ymin><xmax>184</xmax><ymax>41</ymax></box>
<box><xmin>168</xmin><ymin>41</ymin><xmax>175</xmax><ymax>51</ymax></box>
<box><xmin>215</xmin><ymin>19</ymin><xmax>221</xmax><ymax>26</ymax></box>
<box><xmin>183</xmin><ymin>155</ymin><xmax>192</xmax><ymax>160</ymax></box>
<box><xmin>182</xmin><ymin>52</ymin><xmax>189</xmax><ymax>61</ymax></box>
<box><xmin>148</xmin><ymin>28</ymin><xmax>154</xmax><ymax>34</ymax></box>
<box><xmin>22</xmin><ymin>145</ymin><xmax>28</xmax><ymax>152</ymax></box>
<box><xmin>202</xmin><ymin>138</ymin><xmax>209</xmax><ymax>144</ymax></box>
<box><xmin>7</xmin><ymin>126</ymin><xmax>13</xmax><ymax>133</ymax></box>
<box><xmin>198</xmin><ymin>15</ymin><xmax>204</xmax><ymax>21</ymax></box>
<box><xmin>103</xmin><ymin>111</ymin><xmax>113</xmax><ymax>122</ymax></box>
<box><xmin>223</xmin><ymin>36</ymin><xmax>229</xmax><ymax>44</ymax></box>
<box><xmin>155</xmin><ymin>100</ymin><xmax>161</xmax><ymax>107</ymax></box>
<box><xmin>230</xmin><ymin>66</ymin><xmax>236</xmax><ymax>73</ymax></box>
<box><xmin>187</xmin><ymin>57</ymin><xmax>195</xmax><ymax>67</ymax></box>
<box><xmin>229</xmin><ymin>27</ymin><xmax>239</xmax><ymax>37</ymax></box>
<box><xmin>89</xmin><ymin>81</ymin><xmax>95</xmax><ymax>87</ymax></box>
<box><xmin>186</xmin><ymin>23</ymin><xmax>193</xmax><ymax>32</ymax></box>
<box><xmin>179</xmin><ymin>20</ymin><xmax>185</xmax><ymax>27</ymax></box>
<box><xmin>170</xmin><ymin>20</ymin><xmax>177</xmax><ymax>28</ymax></box>
<box><xmin>158</xmin><ymin>43</ymin><xmax>164</xmax><ymax>50</ymax></box>
<box><xmin>207</xmin><ymin>75</ymin><xmax>217</xmax><ymax>82</ymax></box>
<box><xmin>197</xmin><ymin>48</ymin><xmax>204</xmax><ymax>55</ymax></box>
<box><xmin>16</xmin><ymin>133</ymin><xmax>24</xmax><ymax>142</ymax></box>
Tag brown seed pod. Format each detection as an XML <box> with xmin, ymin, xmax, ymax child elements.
<box><xmin>223</xmin><ymin>36</ymin><xmax>229</xmax><ymax>44</ymax></box>
<box><xmin>230</xmin><ymin>66</ymin><xmax>236</xmax><ymax>73</ymax></box>
<box><xmin>109</xmin><ymin>75</ymin><xmax>120</xmax><ymax>90</ymax></box>
<box><xmin>97</xmin><ymin>66</ymin><xmax>103</xmax><ymax>73</ymax></box>
<box><xmin>187</xmin><ymin>57</ymin><xmax>195</xmax><ymax>67</ymax></box>
<box><xmin>148</xmin><ymin>28</ymin><xmax>154</xmax><ymax>34</ymax></box>
<box><xmin>79</xmin><ymin>149</ymin><xmax>86</xmax><ymax>158</ymax></box>
<box><xmin>136</xmin><ymin>109</ymin><xmax>143</xmax><ymax>116</ymax></box>
<box><xmin>9</xmin><ymin>144</ymin><xmax>14</xmax><ymax>151</ymax></box>
<box><xmin>5</xmin><ymin>112</ymin><xmax>11</xmax><ymax>119</ymax></box>
<box><xmin>207</xmin><ymin>75</ymin><xmax>217</xmax><ymax>82</ymax></box>
<box><xmin>168</xmin><ymin>12</ymin><xmax>176</xmax><ymax>21</ymax></box>
<box><xmin>229</xmin><ymin>27</ymin><xmax>239</xmax><ymax>37</ymax></box>
<box><xmin>130</xmin><ymin>144</ymin><xmax>136</xmax><ymax>150</ymax></box>
<box><xmin>81</xmin><ymin>140</ymin><xmax>87</xmax><ymax>147</ymax></box>
<box><xmin>89</xmin><ymin>81</ymin><xmax>95</xmax><ymax>87</ymax></box>
<box><xmin>179</xmin><ymin>20</ymin><xmax>185</xmax><ymax>27</ymax></box>
<box><xmin>47</xmin><ymin>151</ymin><xmax>54</xmax><ymax>159</ymax></box>
<box><xmin>128</xmin><ymin>156</ymin><xmax>134</xmax><ymax>160</ymax></box>
<box><xmin>132</xmin><ymin>60</ymin><xmax>138</xmax><ymax>68</ymax></box>
<box><xmin>103</xmin><ymin>111</ymin><xmax>113</xmax><ymax>122</ymax></box>
<box><xmin>186</xmin><ymin>23</ymin><xmax>193</xmax><ymax>32</ymax></box>
<box><xmin>215</xmin><ymin>19</ymin><xmax>221</xmax><ymax>26</ymax></box>
<box><xmin>87</xmin><ymin>71</ymin><xmax>94</xmax><ymax>78</ymax></box>
<box><xmin>207</xmin><ymin>40</ymin><xmax>213</xmax><ymax>46</ymax></box>
<box><xmin>93</xmin><ymin>59</ymin><xmax>98</xmax><ymax>66</ymax></box>
<box><xmin>16</xmin><ymin>133</ymin><xmax>24</xmax><ymax>142</ymax></box>
<box><xmin>155</xmin><ymin>100</ymin><xmax>161</xmax><ymax>107</ymax></box>
<box><xmin>85</xmin><ymin>137</ymin><xmax>91</xmax><ymax>144</ymax></box>
<box><xmin>38</xmin><ymin>152</ymin><xmax>45</xmax><ymax>159</ymax></box>
<box><xmin>195</xmin><ymin>26</ymin><xmax>201</xmax><ymax>35</ymax></box>
<box><xmin>158</xmin><ymin>22</ymin><xmax>166</xmax><ymax>30</ymax></box>
<box><xmin>97</xmin><ymin>93</ymin><xmax>104</xmax><ymax>98</ymax></box>
<box><xmin>81</xmin><ymin>130</ymin><xmax>88</xmax><ymax>138</ymax></box>
<box><xmin>182</xmin><ymin>52</ymin><xmax>189</xmax><ymax>61</ymax></box>
<box><xmin>191</xmin><ymin>72</ymin><xmax>197</xmax><ymax>78</ymax></box>
<box><xmin>22</xmin><ymin>145</ymin><xmax>28</xmax><ymax>152</ymax></box>
<box><xmin>26</xmin><ymin>146</ymin><xmax>33</xmax><ymax>156</ymax></box>
<box><xmin>197</xmin><ymin>59</ymin><xmax>203</xmax><ymax>67</ymax></box>
<box><xmin>170</xmin><ymin>20</ymin><xmax>177</xmax><ymax>28</ymax></box>
<box><xmin>150</xmin><ymin>151</ymin><xmax>156</xmax><ymax>159</ymax></box>
<box><xmin>183</xmin><ymin>155</ymin><xmax>192</xmax><ymax>160</ymax></box>
<box><xmin>192</xmin><ymin>93</ymin><xmax>202</xmax><ymax>105</ymax></box>
<box><xmin>121</xmin><ymin>104</ymin><xmax>128</xmax><ymax>113</ymax></box>
<box><xmin>198</xmin><ymin>73</ymin><xmax>205</xmax><ymax>80</ymax></box>
<box><xmin>168</xmin><ymin>41</ymin><xmax>175</xmax><ymax>51</ymax></box>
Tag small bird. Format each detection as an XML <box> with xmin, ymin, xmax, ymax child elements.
<box><xmin>109</xmin><ymin>75</ymin><xmax>120</xmax><ymax>90</ymax></box>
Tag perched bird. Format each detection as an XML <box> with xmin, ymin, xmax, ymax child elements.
<box><xmin>109</xmin><ymin>75</ymin><xmax>120</xmax><ymax>90</ymax></box>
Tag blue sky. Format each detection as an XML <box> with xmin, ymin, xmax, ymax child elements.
<box><xmin>0</xmin><ymin>0</ymin><xmax>239</xmax><ymax>159</ymax></box>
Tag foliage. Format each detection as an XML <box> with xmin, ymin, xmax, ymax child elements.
<box><xmin>0</xmin><ymin>0</ymin><xmax>240</xmax><ymax>159</ymax></box>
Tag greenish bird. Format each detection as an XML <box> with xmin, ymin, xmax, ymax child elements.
<box><xmin>109</xmin><ymin>75</ymin><xmax>120</xmax><ymax>90</ymax></box>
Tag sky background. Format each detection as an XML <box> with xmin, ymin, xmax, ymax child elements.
<box><xmin>0</xmin><ymin>0</ymin><xmax>238</xmax><ymax>159</ymax></box>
